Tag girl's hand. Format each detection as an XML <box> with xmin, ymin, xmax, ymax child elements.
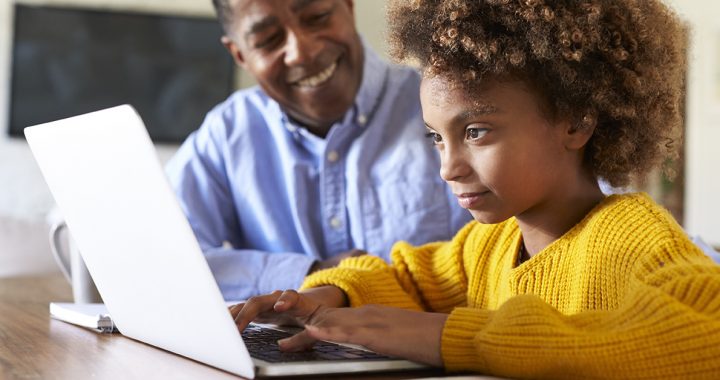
<box><xmin>228</xmin><ymin>286</ymin><xmax>347</xmax><ymax>332</ymax></box>
<box><xmin>278</xmin><ymin>305</ymin><xmax>449</xmax><ymax>367</ymax></box>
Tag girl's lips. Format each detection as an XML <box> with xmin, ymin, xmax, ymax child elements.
<box><xmin>455</xmin><ymin>192</ymin><xmax>488</xmax><ymax>209</ymax></box>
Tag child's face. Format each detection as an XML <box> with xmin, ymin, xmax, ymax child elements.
<box><xmin>420</xmin><ymin>75</ymin><xmax>583</xmax><ymax>224</ymax></box>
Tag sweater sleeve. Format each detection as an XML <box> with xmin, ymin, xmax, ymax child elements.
<box><xmin>442</xmin><ymin>241</ymin><xmax>720</xmax><ymax>379</ymax></box>
<box><xmin>300</xmin><ymin>222</ymin><xmax>477</xmax><ymax>312</ymax></box>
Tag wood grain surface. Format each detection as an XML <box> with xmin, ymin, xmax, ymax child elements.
<box><xmin>0</xmin><ymin>275</ymin><xmax>456</xmax><ymax>380</ymax></box>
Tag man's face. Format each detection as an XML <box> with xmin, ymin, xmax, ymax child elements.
<box><xmin>223</xmin><ymin>0</ymin><xmax>364</xmax><ymax>134</ymax></box>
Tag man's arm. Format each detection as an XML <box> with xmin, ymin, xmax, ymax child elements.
<box><xmin>165</xmin><ymin>112</ymin><xmax>316</xmax><ymax>300</ymax></box>
<box><xmin>203</xmin><ymin>247</ymin><xmax>315</xmax><ymax>300</ymax></box>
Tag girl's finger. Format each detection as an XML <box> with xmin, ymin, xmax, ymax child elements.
<box><xmin>277</xmin><ymin>329</ymin><xmax>317</xmax><ymax>352</ymax></box>
<box><xmin>273</xmin><ymin>289</ymin><xmax>300</xmax><ymax>311</ymax></box>
<box><xmin>234</xmin><ymin>290</ymin><xmax>283</xmax><ymax>329</ymax></box>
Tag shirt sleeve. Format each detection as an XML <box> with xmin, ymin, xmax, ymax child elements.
<box><xmin>301</xmin><ymin>222</ymin><xmax>477</xmax><ymax>311</ymax></box>
<box><xmin>204</xmin><ymin>247</ymin><xmax>315</xmax><ymax>301</ymax></box>
<box><xmin>165</xmin><ymin>111</ymin><xmax>313</xmax><ymax>300</ymax></box>
<box><xmin>441</xmin><ymin>239</ymin><xmax>720</xmax><ymax>378</ymax></box>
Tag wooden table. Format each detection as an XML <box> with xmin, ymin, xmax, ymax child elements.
<box><xmin>0</xmin><ymin>275</ymin><xmax>476</xmax><ymax>380</ymax></box>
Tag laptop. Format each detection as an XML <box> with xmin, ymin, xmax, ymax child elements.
<box><xmin>24</xmin><ymin>105</ymin><xmax>428</xmax><ymax>378</ymax></box>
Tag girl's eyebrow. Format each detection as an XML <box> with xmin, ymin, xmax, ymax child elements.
<box><xmin>426</xmin><ymin>106</ymin><xmax>500</xmax><ymax>130</ymax></box>
<box><xmin>424</xmin><ymin>104</ymin><xmax>500</xmax><ymax>130</ymax></box>
<box><xmin>456</xmin><ymin>104</ymin><xmax>500</xmax><ymax>121</ymax></box>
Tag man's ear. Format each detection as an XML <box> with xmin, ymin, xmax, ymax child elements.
<box><xmin>343</xmin><ymin>0</ymin><xmax>354</xmax><ymax>14</ymax></box>
<box><xmin>221</xmin><ymin>36</ymin><xmax>247</xmax><ymax>69</ymax></box>
<box><xmin>562</xmin><ymin>116</ymin><xmax>596</xmax><ymax>151</ymax></box>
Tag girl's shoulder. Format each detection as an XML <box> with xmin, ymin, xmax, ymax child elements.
<box><xmin>573</xmin><ymin>192</ymin><xmax>706</xmax><ymax>264</ymax></box>
<box><xmin>587</xmin><ymin>192</ymin><xmax>682</xmax><ymax>234</ymax></box>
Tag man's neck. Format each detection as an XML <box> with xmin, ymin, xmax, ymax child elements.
<box><xmin>285</xmin><ymin>113</ymin><xmax>335</xmax><ymax>138</ymax></box>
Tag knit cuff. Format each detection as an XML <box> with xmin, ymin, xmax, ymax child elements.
<box><xmin>442</xmin><ymin>307</ymin><xmax>491</xmax><ymax>372</ymax></box>
<box><xmin>300</xmin><ymin>270</ymin><xmax>417</xmax><ymax>310</ymax></box>
<box><xmin>301</xmin><ymin>268</ymin><xmax>377</xmax><ymax>307</ymax></box>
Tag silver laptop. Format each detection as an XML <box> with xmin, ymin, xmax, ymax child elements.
<box><xmin>25</xmin><ymin>105</ymin><xmax>427</xmax><ymax>378</ymax></box>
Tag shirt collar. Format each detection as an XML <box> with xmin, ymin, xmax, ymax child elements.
<box><xmin>352</xmin><ymin>42</ymin><xmax>389</xmax><ymax>129</ymax></box>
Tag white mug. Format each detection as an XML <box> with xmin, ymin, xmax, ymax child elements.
<box><xmin>49</xmin><ymin>221</ymin><xmax>103</xmax><ymax>304</ymax></box>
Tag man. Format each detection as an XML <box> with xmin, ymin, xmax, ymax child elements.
<box><xmin>165</xmin><ymin>0</ymin><xmax>471</xmax><ymax>300</ymax></box>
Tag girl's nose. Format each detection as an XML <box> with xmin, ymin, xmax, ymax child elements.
<box><xmin>439</xmin><ymin>145</ymin><xmax>472</xmax><ymax>182</ymax></box>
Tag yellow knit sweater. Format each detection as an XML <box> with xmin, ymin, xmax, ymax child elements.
<box><xmin>301</xmin><ymin>193</ymin><xmax>720</xmax><ymax>379</ymax></box>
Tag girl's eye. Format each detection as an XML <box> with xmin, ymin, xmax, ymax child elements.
<box><xmin>424</xmin><ymin>131</ymin><xmax>442</xmax><ymax>145</ymax></box>
<box><xmin>465</xmin><ymin>127</ymin><xmax>488</xmax><ymax>141</ymax></box>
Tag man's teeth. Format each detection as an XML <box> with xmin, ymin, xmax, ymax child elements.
<box><xmin>296</xmin><ymin>62</ymin><xmax>337</xmax><ymax>88</ymax></box>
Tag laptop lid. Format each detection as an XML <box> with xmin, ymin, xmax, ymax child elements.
<box><xmin>25</xmin><ymin>105</ymin><xmax>255</xmax><ymax>378</ymax></box>
<box><xmin>25</xmin><ymin>105</ymin><xmax>427</xmax><ymax>378</ymax></box>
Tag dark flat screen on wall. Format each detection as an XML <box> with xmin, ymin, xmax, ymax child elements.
<box><xmin>9</xmin><ymin>4</ymin><xmax>234</xmax><ymax>143</ymax></box>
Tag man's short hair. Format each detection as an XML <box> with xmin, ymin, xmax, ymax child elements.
<box><xmin>212</xmin><ymin>0</ymin><xmax>233</xmax><ymax>33</ymax></box>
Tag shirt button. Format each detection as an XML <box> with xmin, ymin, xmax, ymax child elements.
<box><xmin>327</xmin><ymin>150</ymin><xmax>340</xmax><ymax>163</ymax></box>
<box><xmin>357</xmin><ymin>114</ymin><xmax>367</xmax><ymax>126</ymax></box>
<box><xmin>329</xmin><ymin>217</ymin><xmax>342</xmax><ymax>229</ymax></box>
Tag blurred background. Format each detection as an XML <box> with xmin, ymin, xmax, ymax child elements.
<box><xmin>0</xmin><ymin>0</ymin><xmax>716</xmax><ymax>278</ymax></box>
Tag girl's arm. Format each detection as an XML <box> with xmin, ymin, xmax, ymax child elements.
<box><xmin>300</xmin><ymin>221</ymin><xmax>478</xmax><ymax>312</ymax></box>
<box><xmin>285</xmin><ymin>252</ymin><xmax>720</xmax><ymax>372</ymax></box>
<box><xmin>441</xmin><ymin>254</ymin><xmax>720</xmax><ymax>378</ymax></box>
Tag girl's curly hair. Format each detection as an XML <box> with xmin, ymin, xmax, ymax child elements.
<box><xmin>388</xmin><ymin>0</ymin><xmax>687</xmax><ymax>188</ymax></box>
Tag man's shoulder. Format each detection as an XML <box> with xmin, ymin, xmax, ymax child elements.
<box><xmin>199</xmin><ymin>87</ymin><xmax>278</xmax><ymax>133</ymax></box>
<box><xmin>384</xmin><ymin>61</ymin><xmax>421</xmax><ymax>90</ymax></box>
<box><xmin>362</xmin><ymin>46</ymin><xmax>421</xmax><ymax>92</ymax></box>
<box><xmin>371</xmin><ymin>58</ymin><xmax>422</xmax><ymax>116</ymax></box>
<box><xmin>208</xmin><ymin>87</ymin><xmax>274</xmax><ymax>120</ymax></box>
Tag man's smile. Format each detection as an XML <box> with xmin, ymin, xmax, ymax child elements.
<box><xmin>291</xmin><ymin>60</ymin><xmax>338</xmax><ymax>88</ymax></box>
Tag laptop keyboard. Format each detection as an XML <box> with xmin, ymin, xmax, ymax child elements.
<box><xmin>241</xmin><ymin>325</ymin><xmax>393</xmax><ymax>363</ymax></box>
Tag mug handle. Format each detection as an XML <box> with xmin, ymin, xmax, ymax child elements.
<box><xmin>49</xmin><ymin>221</ymin><xmax>72</xmax><ymax>282</ymax></box>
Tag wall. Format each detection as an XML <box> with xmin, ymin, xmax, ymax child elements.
<box><xmin>0</xmin><ymin>0</ymin><xmax>387</xmax><ymax>276</ymax></box>
<box><xmin>666</xmin><ymin>0</ymin><xmax>720</xmax><ymax>246</ymax></box>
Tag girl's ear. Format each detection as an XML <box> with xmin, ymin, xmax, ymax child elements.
<box><xmin>563</xmin><ymin>114</ymin><xmax>597</xmax><ymax>151</ymax></box>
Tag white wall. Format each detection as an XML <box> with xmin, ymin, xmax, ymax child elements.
<box><xmin>0</xmin><ymin>0</ymin><xmax>387</xmax><ymax>276</ymax></box>
<box><xmin>666</xmin><ymin>0</ymin><xmax>720</xmax><ymax>246</ymax></box>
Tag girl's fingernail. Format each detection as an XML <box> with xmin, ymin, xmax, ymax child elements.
<box><xmin>275</xmin><ymin>300</ymin><xmax>285</xmax><ymax>308</ymax></box>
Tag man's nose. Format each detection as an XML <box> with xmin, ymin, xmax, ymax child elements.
<box><xmin>284</xmin><ymin>30</ymin><xmax>322</xmax><ymax>66</ymax></box>
<box><xmin>439</xmin><ymin>145</ymin><xmax>472</xmax><ymax>183</ymax></box>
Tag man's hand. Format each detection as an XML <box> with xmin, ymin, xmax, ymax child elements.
<box><xmin>308</xmin><ymin>249</ymin><xmax>366</xmax><ymax>275</ymax></box>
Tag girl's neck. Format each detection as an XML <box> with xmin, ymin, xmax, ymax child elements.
<box><xmin>516</xmin><ymin>178</ymin><xmax>605</xmax><ymax>258</ymax></box>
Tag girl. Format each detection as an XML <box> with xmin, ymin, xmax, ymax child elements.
<box><xmin>231</xmin><ymin>0</ymin><xmax>720</xmax><ymax>378</ymax></box>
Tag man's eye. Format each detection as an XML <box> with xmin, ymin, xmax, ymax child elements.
<box><xmin>255</xmin><ymin>33</ymin><xmax>283</xmax><ymax>50</ymax></box>
<box><xmin>465</xmin><ymin>127</ymin><xmax>487</xmax><ymax>141</ymax></box>
<box><xmin>424</xmin><ymin>131</ymin><xmax>442</xmax><ymax>145</ymax></box>
<box><xmin>307</xmin><ymin>11</ymin><xmax>331</xmax><ymax>25</ymax></box>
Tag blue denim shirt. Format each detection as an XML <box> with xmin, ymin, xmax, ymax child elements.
<box><xmin>165</xmin><ymin>47</ymin><xmax>472</xmax><ymax>300</ymax></box>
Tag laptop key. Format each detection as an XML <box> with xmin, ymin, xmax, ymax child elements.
<box><xmin>241</xmin><ymin>325</ymin><xmax>394</xmax><ymax>362</ymax></box>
